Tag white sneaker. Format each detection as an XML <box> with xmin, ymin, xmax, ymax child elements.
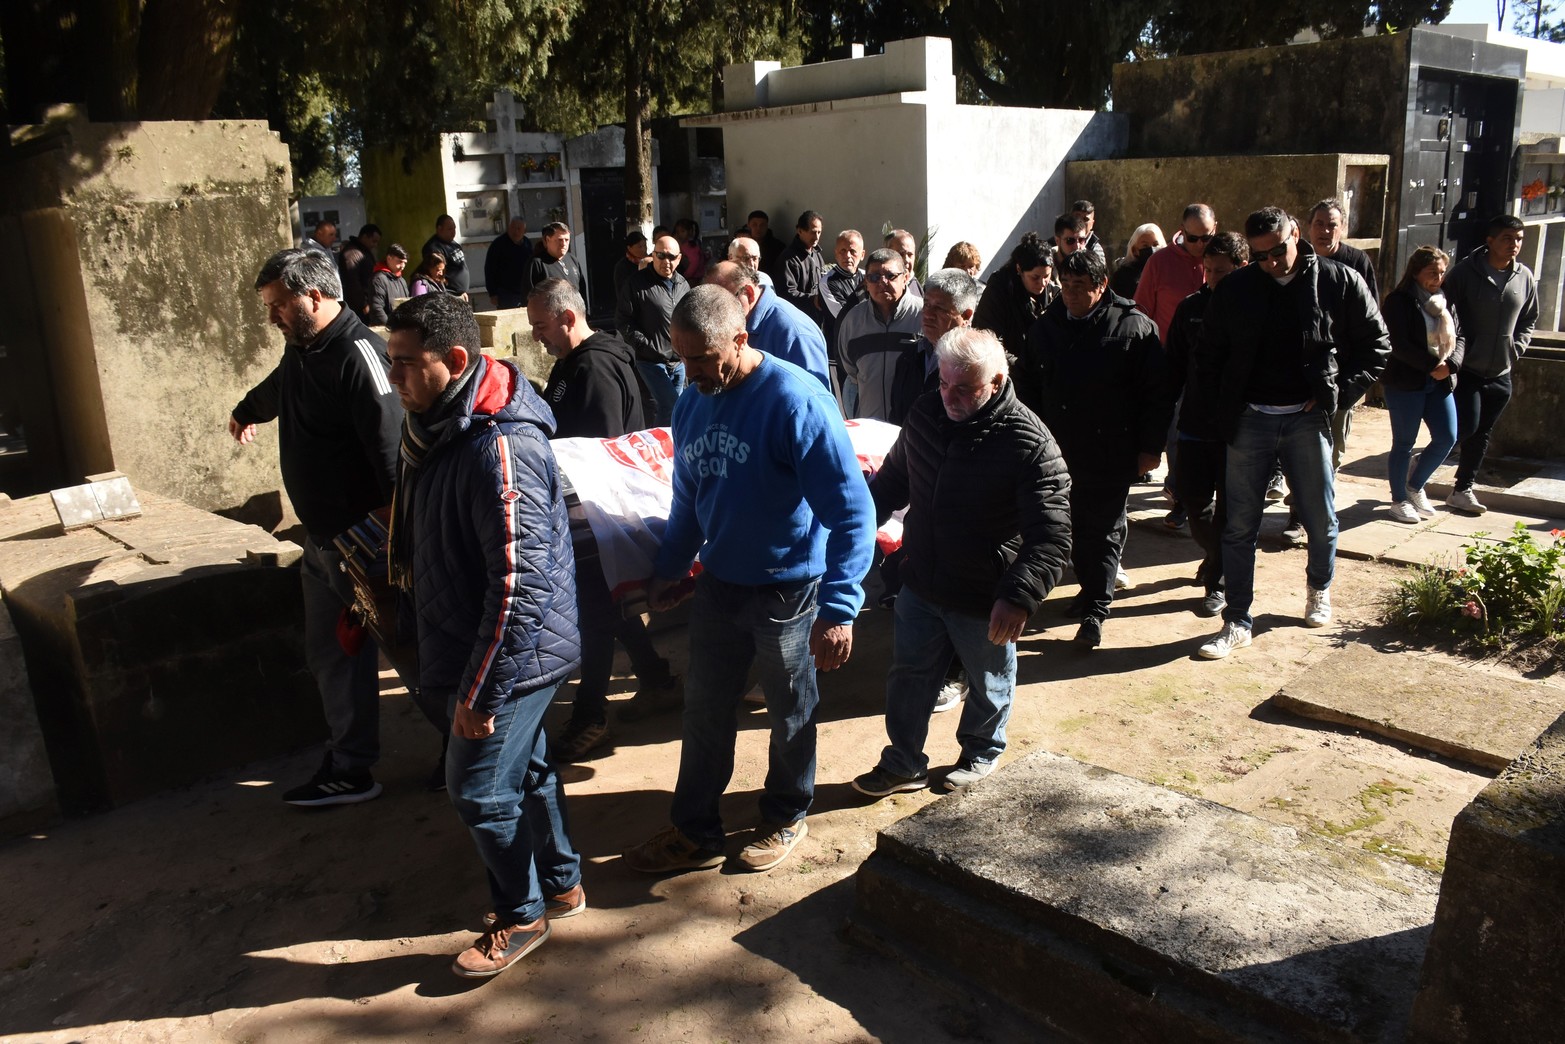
<box><xmin>1447</xmin><ymin>488</ymin><xmax>1487</xmax><ymax>516</ymax></box>
<box><xmin>1407</xmin><ymin>488</ymin><xmax>1436</xmax><ymax>517</ymax></box>
<box><xmin>1305</xmin><ymin>587</ymin><xmax>1332</xmax><ymax>627</ymax></box>
<box><xmin>1199</xmin><ymin>622</ymin><xmax>1252</xmax><ymax>659</ymax></box>
<box><xmin>1115</xmin><ymin>569</ymin><xmax>1132</xmax><ymax>591</ymax></box>
<box><xmin>1388</xmin><ymin>500</ymin><xmax>1421</xmax><ymax>524</ymax></box>
<box><xmin>932</xmin><ymin>678</ymin><xmax>968</xmax><ymax>713</ymax></box>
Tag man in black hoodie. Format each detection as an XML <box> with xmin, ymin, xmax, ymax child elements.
<box><xmin>230</xmin><ymin>248</ymin><xmax>406</xmax><ymax>806</ymax></box>
<box><xmin>529</xmin><ymin>279</ymin><xmax>680</xmax><ymax>757</ymax></box>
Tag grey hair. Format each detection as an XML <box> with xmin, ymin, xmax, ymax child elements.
<box><xmin>671</xmin><ymin>283</ymin><xmax>745</xmax><ymax>348</ymax></box>
<box><xmin>836</xmin><ymin>229</ymin><xmax>863</xmax><ymax>245</ymax></box>
<box><xmin>924</xmin><ymin>268</ymin><xmax>979</xmax><ymax>314</ymax></box>
<box><xmin>935</xmin><ymin>327</ymin><xmax>1007</xmax><ymax>380</ymax></box>
<box><xmin>527</xmin><ymin>277</ymin><xmax>587</xmax><ymax>319</ymax></box>
<box><xmin>255</xmin><ymin>247</ymin><xmax>342</xmax><ymax>298</ymax></box>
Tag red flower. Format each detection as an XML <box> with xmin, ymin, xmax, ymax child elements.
<box><xmin>1462</xmin><ymin>601</ymin><xmax>1483</xmax><ymax>620</ymax></box>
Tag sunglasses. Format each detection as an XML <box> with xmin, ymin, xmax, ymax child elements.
<box><xmin>865</xmin><ymin>270</ymin><xmax>906</xmax><ymax>283</ymax></box>
<box><xmin>1252</xmin><ymin>242</ymin><xmax>1290</xmax><ymax>262</ymax></box>
<box><xmin>1185</xmin><ymin>233</ymin><xmax>1214</xmax><ymax>243</ymax></box>
<box><xmin>1060</xmin><ymin>237</ymin><xmax>1082</xmax><ymax>246</ymax></box>
<box><xmin>653</xmin><ymin>251</ymin><xmax>680</xmax><ymax>261</ymax></box>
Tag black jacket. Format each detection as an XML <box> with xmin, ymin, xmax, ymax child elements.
<box><xmin>972</xmin><ymin>267</ymin><xmax>1053</xmax><ymax>359</ymax></box>
<box><xmin>368</xmin><ymin>269</ymin><xmax>408</xmax><ymax>326</ymax></box>
<box><xmin>338</xmin><ymin>237</ymin><xmax>377</xmax><ymax>316</ymax></box>
<box><xmin>871</xmin><ymin>379</ymin><xmax>1072</xmax><ymax>618</ymax></box>
<box><xmin>422</xmin><ymin>235</ymin><xmax>468</xmax><ymax>294</ymax></box>
<box><xmin>888</xmin><ymin>337</ymin><xmax>938</xmax><ymax>426</ymax></box>
<box><xmin>528</xmin><ymin>253</ymin><xmax>587</xmax><ymax>309</ymax></box>
<box><xmin>1168</xmin><ymin>286</ymin><xmax>1222</xmax><ymax>441</ymax></box>
<box><xmin>616</xmin><ymin>266</ymin><xmax>689</xmax><ymax>365</ymax></box>
<box><xmin>779</xmin><ymin>236</ymin><xmax>825</xmax><ymax>324</ymax></box>
<box><xmin>1330</xmin><ymin>241</ymin><xmax>1379</xmax><ymax>301</ymax></box>
<box><xmin>1197</xmin><ymin>246</ymin><xmax>1390</xmax><ymax>439</ymax></box>
<box><xmin>1381</xmin><ymin>286</ymin><xmax>1465</xmax><ymax>393</ymax></box>
<box><xmin>541</xmin><ymin>331</ymin><xmax>653</xmax><ymax>439</ymax></box>
<box><xmin>1026</xmin><ymin>293</ymin><xmax>1171</xmax><ymax>476</ymax></box>
<box><xmin>484</xmin><ymin>234</ymin><xmax>533</xmax><ymax>304</ymax></box>
<box><xmin>232</xmin><ymin>307</ymin><xmax>403</xmax><ymax>540</ymax></box>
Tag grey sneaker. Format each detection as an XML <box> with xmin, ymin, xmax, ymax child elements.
<box><xmin>1305</xmin><ymin>586</ymin><xmax>1332</xmax><ymax>628</ymax></box>
<box><xmin>622</xmin><ymin>826</ymin><xmax>725</xmax><ymax>874</ymax></box>
<box><xmin>942</xmin><ymin>760</ymin><xmax>996</xmax><ymax>792</ymax></box>
<box><xmin>1447</xmin><ymin>488</ymin><xmax>1487</xmax><ymax>516</ymax></box>
<box><xmin>737</xmin><ymin>820</ymin><xmax>808</xmax><ymax>872</ymax></box>
<box><xmin>1407</xmin><ymin>487</ymin><xmax>1437</xmax><ymax>517</ymax></box>
<box><xmin>1198</xmin><ymin>589</ymin><xmax>1227</xmax><ymax>618</ymax></box>
<box><xmin>1199</xmin><ymin>621</ymin><xmax>1252</xmax><ymax>659</ymax></box>
<box><xmin>933</xmin><ymin>677</ymin><xmax>968</xmax><ymax>713</ymax></box>
<box><xmin>1280</xmin><ymin>514</ymin><xmax>1306</xmax><ymax>547</ymax></box>
<box><xmin>852</xmin><ymin>766</ymin><xmax>929</xmax><ymax>798</ymax></box>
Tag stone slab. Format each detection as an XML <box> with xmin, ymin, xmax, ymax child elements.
<box><xmin>1271</xmin><ymin>645</ymin><xmax>1565</xmax><ymax>772</ymax></box>
<box><xmin>1334</xmin><ymin>518</ymin><xmax>1416</xmax><ymax>562</ymax></box>
<box><xmin>0</xmin><ymin>488</ymin><xmax>321</xmax><ymax>813</ymax></box>
<box><xmin>1410</xmin><ymin>711</ymin><xmax>1565</xmax><ymax>1041</ymax></box>
<box><xmin>1378</xmin><ymin>530</ymin><xmax>1479</xmax><ymax>569</ymax></box>
<box><xmin>851</xmin><ymin>751</ymin><xmax>1439</xmax><ymax>1043</ymax></box>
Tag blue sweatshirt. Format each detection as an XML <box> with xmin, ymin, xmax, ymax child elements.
<box><xmin>747</xmin><ymin>285</ymin><xmax>833</xmax><ymax>390</ymax></box>
<box><xmin>653</xmin><ymin>354</ymin><xmax>875</xmax><ymax>623</ymax></box>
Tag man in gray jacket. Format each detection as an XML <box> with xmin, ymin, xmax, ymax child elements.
<box><xmin>1440</xmin><ymin>213</ymin><xmax>1539</xmax><ymax>515</ymax></box>
<box><xmin>836</xmin><ymin>248</ymin><xmax>923</xmax><ymax>420</ymax></box>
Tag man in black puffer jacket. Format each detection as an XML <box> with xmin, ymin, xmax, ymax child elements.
<box><xmin>1027</xmin><ymin>249</ymin><xmax>1172</xmax><ymax>649</ymax></box>
<box><xmin>385</xmin><ymin>293</ymin><xmax>583</xmax><ymax>981</ymax></box>
<box><xmin>852</xmin><ymin>327</ymin><xmax>1071</xmax><ymax>798</ymax></box>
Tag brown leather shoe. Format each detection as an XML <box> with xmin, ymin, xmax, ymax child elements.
<box><xmin>483</xmin><ymin>883</ymin><xmax>587</xmax><ymax>928</ymax></box>
<box><xmin>451</xmin><ymin>917</ymin><xmax>550</xmax><ymax>979</ymax></box>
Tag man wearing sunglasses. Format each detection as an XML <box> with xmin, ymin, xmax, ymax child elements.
<box><xmin>616</xmin><ymin>233</ymin><xmax>691</xmax><ymax>426</ymax></box>
<box><xmin>1135</xmin><ymin>203</ymin><xmax>1217</xmax><ymax>343</ymax></box>
<box><xmin>1194</xmin><ymin>207</ymin><xmax>1388</xmax><ymax>659</ymax></box>
<box><xmin>835</xmin><ymin>248</ymin><xmax>924</xmax><ymax>421</ymax></box>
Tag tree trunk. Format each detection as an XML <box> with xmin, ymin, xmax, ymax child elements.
<box><xmin>137</xmin><ymin>0</ymin><xmax>240</xmax><ymax>119</ymax></box>
<box><xmin>623</xmin><ymin>19</ymin><xmax>654</xmax><ymax>240</ymax></box>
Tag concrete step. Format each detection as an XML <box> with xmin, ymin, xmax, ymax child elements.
<box><xmin>850</xmin><ymin>752</ymin><xmax>1440</xmax><ymax>1043</ymax></box>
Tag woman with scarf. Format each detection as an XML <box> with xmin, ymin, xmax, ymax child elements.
<box><xmin>1381</xmin><ymin>245</ymin><xmax>1463</xmax><ymax>523</ymax></box>
<box><xmin>971</xmin><ymin>231</ymin><xmax>1056</xmax><ymax>359</ymax></box>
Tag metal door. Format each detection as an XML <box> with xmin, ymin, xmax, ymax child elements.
<box><xmin>578</xmin><ymin>167</ymin><xmax>625</xmax><ymax>322</ymax></box>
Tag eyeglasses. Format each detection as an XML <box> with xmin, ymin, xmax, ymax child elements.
<box><xmin>1184</xmin><ymin>233</ymin><xmax>1214</xmax><ymax>243</ymax></box>
<box><xmin>653</xmin><ymin>251</ymin><xmax>680</xmax><ymax>261</ymax></box>
<box><xmin>1252</xmin><ymin>242</ymin><xmax>1290</xmax><ymax>262</ymax></box>
<box><xmin>865</xmin><ymin>270</ymin><xmax>906</xmax><ymax>283</ymax></box>
<box><xmin>1060</xmin><ymin>237</ymin><xmax>1082</xmax><ymax>246</ymax></box>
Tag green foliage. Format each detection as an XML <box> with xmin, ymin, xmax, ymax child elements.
<box><xmin>1513</xmin><ymin>0</ymin><xmax>1565</xmax><ymax>41</ymax></box>
<box><xmin>1384</xmin><ymin>523</ymin><xmax>1565</xmax><ymax>645</ymax></box>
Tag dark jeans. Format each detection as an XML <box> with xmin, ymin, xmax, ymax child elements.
<box><xmin>301</xmin><ymin>537</ymin><xmax>383</xmax><ymax>774</ymax></box>
<box><xmin>671</xmin><ymin>574</ymin><xmax>820</xmax><ymax>846</ymax></box>
<box><xmin>445</xmin><ymin>682</ymin><xmax>581</xmax><ymax>927</ymax></box>
<box><xmin>637</xmin><ymin>361</ymin><xmax>687</xmax><ymax>427</ymax></box>
<box><xmin>1453</xmin><ymin>370</ymin><xmax>1513</xmax><ymax>493</ymax></box>
<box><xmin>570</xmin><ymin>553</ymin><xmax>669</xmax><ymax>727</ymax></box>
<box><xmin>1069</xmin><ymin>475</ymin><xmax>1132</xmax><ymax>622</ymax></box>
<box><xmin>1174</xmin><ymin>436</ymin><xmax>1226</xmax><ymax>593</ymax></box>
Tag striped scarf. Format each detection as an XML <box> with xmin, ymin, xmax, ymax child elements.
<box><xmin>387</xmin><ymin>359</ymin><xmax>480</xmax><ymax>591</ymax></box>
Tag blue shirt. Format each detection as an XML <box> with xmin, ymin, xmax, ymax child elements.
<box><xmin>654</xmin><ymin>354</ymin><xmax>874</xmax><ymax>623</ymax></box>
<box><xmin>747</xmin><ymin>286</ymin><xmax>833</xmax><ymax>390</ymax></box>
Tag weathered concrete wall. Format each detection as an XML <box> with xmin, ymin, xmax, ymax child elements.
<box><xmin>0</xmin><ymin>585</ymin><xmax>55</xmax><ymax>833</ymax></box>
<box><xmin>0</xmin><ymin>487</ymin><xmax>320</xmax><ymax>814</ymax></box>
<box><xmin>1067</xmin><ymin>153</ymin><xmax>1387</xmax><ymax>262</ymax></box>
<box><xmin>1490</xmin><ymin>346</ymin><xmax>1565</xmax><ymax>458</ymax></box>
<box><xmin>1409</xmin><ymin>710</ymin><xmax>1565</xmax><ymax>1041</ymax></box>
<box><xmin>0</xmin><ymin>112</ymin><xmax>294</xmax><ymax>518</ymax></box>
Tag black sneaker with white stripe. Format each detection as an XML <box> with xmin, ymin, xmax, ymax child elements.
<box><xmin>283</xmin><ymin>757</ymin><xmax>383</xmax><ymax>807</ymax></box>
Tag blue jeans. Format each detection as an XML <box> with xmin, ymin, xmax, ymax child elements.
<box><xmin>1385</xmin><ymin>379</ymin><xmax>1457</xmax><ymax>502</ymax></box>
<box><xmin>637</xmin><ymin>361</ymin><xmax>686</xmax><ymax>427</ymax></box>
<box><xmin>879</xmin><ymin>586</ymin><xmax>1016</xmax><ymax>778</ymax></box>
<box><xmin>446</xmin><ymin>682</ymin><xmax>581</xmax><ymax>927</ymax></box>
<box><xmin>671</xmin><ymin>574</ymin><xmax>820</xmax><ymax>846</ymax></box>
<box><xmin>1222</xmin><ymin>408</ymin><xmax>1336</xmax><ymax>629</ymax></box>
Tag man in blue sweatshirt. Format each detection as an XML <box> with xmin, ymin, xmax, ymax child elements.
<box><xmin>623</xmin><ymin>285</ymin><xmax>876</xmax><ymax>875</ymax></box>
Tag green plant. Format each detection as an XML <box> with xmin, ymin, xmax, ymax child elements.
<box><xmin>1381</xmin><ymin>563</ymin><xmax>1460</xmax><ymax>633</ymax></box>
<box><xmin>1457</xmin><ymin>523</ymin><xmax>1565</xmax><ymax>639</ymax></box>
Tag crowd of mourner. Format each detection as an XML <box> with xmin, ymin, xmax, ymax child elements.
<box><xmin>241</xmin><ymin>195</ymin><xmax>1536</xmax><ymax>977</ymax></box>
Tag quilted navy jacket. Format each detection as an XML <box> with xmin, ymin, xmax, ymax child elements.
<box><xmin>410</xmin><ymin>355</ymin><xmax>581</xmax><ymax>716</ymax></box>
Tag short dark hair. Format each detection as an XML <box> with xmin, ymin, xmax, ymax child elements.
<box><xmin>1054</xmin><ymin>212</ymin><xmax>1088</xmax><ymax>236</ymax></box>
<box><xmin>1070</xmin><ymin>199</ymin><xmax>1095</xmax><ymax>215</ymax></box>
<box><xmin>1056</xmin><ymin>248</ymin><xmax>1107</xmax><ymax>285</ymax></box>
<box><xmin>1486</xmin><ymin>213</ymin><xmax>1525</xmax><ymax>235</ymax></box>
<box><xmin>797</xmin><ymin>210</ymin><xmax>822</xmax><ymax>230</ymax></box>
<box><xmin>359</xmin><ymin>223</ymin><xmax>381</xmax><ymax>238</ymax></box>
<box><xmin>255</xmin><ymin>247</ymin><xmax>342</xmax><ymax>298</ymax></box>
<box><xmin>542</xmin><ymin>221</ymin><xmax>570</xmax><ymax>237</ymax></box>
<box><xmin>747</xmin><ymin>209</ymin><xmax>769</xmax><ymax>222</ymax></box>
<box><xmin>1205</xmin><ymin>231</ymin><xmax>1249</xmax><ymax>266</ymax></box>
<box><xmin>1182</xmin><ymin>203</ymin><xmax>1215</xmax><ymax>224</ymax></box>
<box><xmin>866</xmin><ymin>247</ymin><xmax>902</xmax><ymax>270</ymax></box>
<box><xmin>435</xmin><ymin>214</ymin><xmax>454</xmax><ymax>228</ymax></box>
<box><xmin>1309</xmin><ymin>199</ymin><xmax>1346</xmax><ymax>222</ymax></box>
<box><xmin>624</xmin><ymin>231</ymin><xmax>648</xmax><ymax>249</ymax></box>
<box><xmin>1244</xmin><ymin>207</ymin><xmax>1292</xmax><ymax>239</ymax></box>
<box><xmin>387</xmin><ymin>291</ymin><xmax>479</xmax><ymax>362</ymax></box>
<box><xmin>386</xmin><ymin>242</ymin><xmax>409</xmax><ymax>260</ymax></box>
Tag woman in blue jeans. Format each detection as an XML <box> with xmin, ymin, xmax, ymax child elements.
<box><xmin>1380</xmin><ymin>246</ymin><xmax>1464</xmax><ymax>523</ymax></box>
